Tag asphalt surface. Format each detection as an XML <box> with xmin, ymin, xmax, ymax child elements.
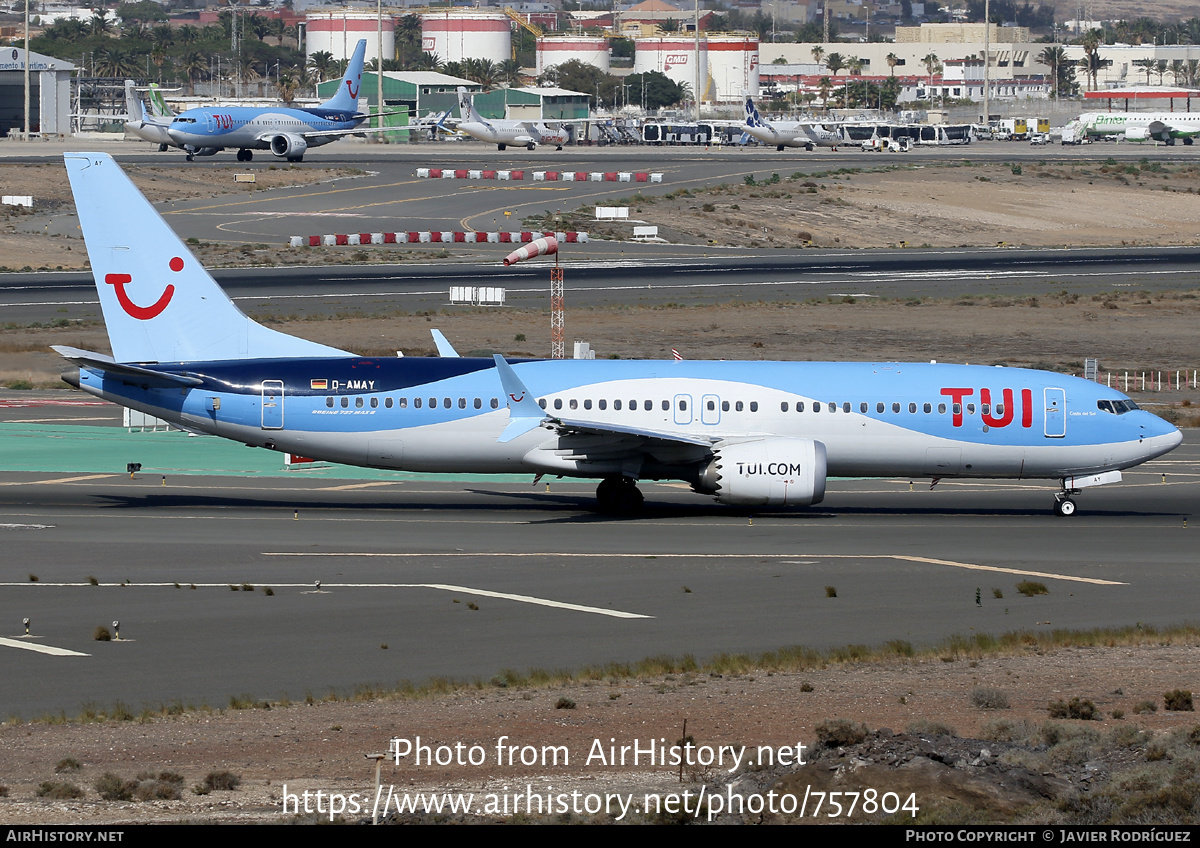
<box><xmin>0</xmin><ymin>395</ymin><xmax>1197</xmax><ymax>718</ymax></box>
<box><xmin>3</xmin><ymin>139</ymin><xmax>1200</xmax><ymax>718</ymax></box>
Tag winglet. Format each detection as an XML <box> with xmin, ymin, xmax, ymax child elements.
<box><xmin>430</xmin><ymin>329</ymin><xmax>460</xmax><ymax>358</ymax></box>
<box><xmin>492</xmin><ymin>354</ymin><xmax>547</xmax><ymax>442</ymax></box>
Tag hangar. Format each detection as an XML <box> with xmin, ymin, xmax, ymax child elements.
<box><xmin>0</xmin><ymin>47</ymin><xmax>73</xmax><ymax>137</ymax></box>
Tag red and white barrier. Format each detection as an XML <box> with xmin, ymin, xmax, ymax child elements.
<box><xmin>416</xmin><ymin>168</ymin><xmax>660</xmax><ymax>182</ymax></box>
<box><xmin>290</xmin><ymin>231</ymin><xmax>588</xmax><ymax>248</ymax></box>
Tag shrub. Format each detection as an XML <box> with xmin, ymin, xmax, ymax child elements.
<box><xmin>970</xmin><ymin>687</ymin><xmax>1010</xmax><ymax>710</ymax></box>
<box><xmin>1048</xmin><ymin>697</ymin><xmax>1098</xmax><ymax>720</ymax></box>
<box><xmin>55</xmin><ymin>757</ymin><xmax>81</xmax><ymax>773</ymax></box>
<box><xmin>1016</xmin><ymin>581</ymin><xmax>1048</xmax><ymax>597</ymax></box>
<box><xmin>908</xmin><ymin>719</ymin><xmax>956</xmax><ymax>737</ymax></box>
<box><xmin>95</xmin><ymin>773</ymin><xmax>137</xmax><ymax>801</ymax></box>
<box><xmin>815</xmin><ymin>718</ymin><xmax>868</xmax><ymax>748</ymax></box>
<box><xmin>1164</xmin><ymin>690</ymin><xmax>1194</xmax><ymax>711</ymax></box>
<box><xmin>824</xmin><ymin>585</ymin><xmax>837</xmax><ymax>598</ymax></box>
<box><xmin>555</xmin><ymin>697</ymin><xmax>576</xmax><ymax>710</ymax></box>
<box><xmin>1133</xmin><ymin>700</ymin><xmax>1158</xmax><ymax>715</ymax></box>
<box><xmin>203</xmin><ymin>771</ymin><xmax>241</xmax><ymax>791</ymax></box>
<box><xmin>93</xmin><ymin>626</ymin><xmax>111</xmax><ymax>642</ymax></box>
<box><xmin>36</xmin><ymin>781</ymin><xmax>83</xmax><ymax>799</ymax></box>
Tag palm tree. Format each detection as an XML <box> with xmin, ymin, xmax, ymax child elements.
<box><xmin>307</xmin><ymin>51</ymin><xmax>334</xmax><ymax>82</ymax></box>
<box><xmin>1079</xmin><ymin>29</ymin><xmax>1102</xmax><ymax>91</ymax></box>
<box><xmin>1040</xmin><ymin>45</ymin><xmax>1069</xmax><ymax>97</ymax></box>
<box><xmin>811</xmin><ymin>45</ymin><xmax>824</xmax><ymax>68</ymax></box>
<box><xmin>886</xmin><ymin>52</ymin><xmax>899</xmax><ymax>76</ymax></box>
<box><xmin>1131</xmin><ymin>57</ymin><xmax>1155</xmax><ymax>85</ymax></box>
<box><xmin>818</xmin><ymin>75</ymin><xmax>832</xmax><ymax>111</ymax></box>
<box><xmin>825</xmin><ymin>52</ymin><xmax>846</xmax><ymax>76</ymax></box>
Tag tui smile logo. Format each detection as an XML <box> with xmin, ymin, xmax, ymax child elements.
<box><xmin>104</xmin><ymin>256</ymin><xmax>183</xmax><ymax>320</ymax></box>
<box><xmin>345</xmin><ymin>80</ymin><xmax>360</xmax><ymax>99</ymax></box>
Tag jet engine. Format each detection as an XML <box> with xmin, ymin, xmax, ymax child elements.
<box><xmin>269</xmin><ymin>133</ymin><xmax>309</xmax><ymax>160</ymax></box>
<box><xmin>695</xmin><ymin>438</ymin><xmax>827</xmax><ymax>506</ymax></box>
<box><xmin>1123</xmin><ymin>127</ymin><xmax>1150</xmax><ymax>142</ymax></box>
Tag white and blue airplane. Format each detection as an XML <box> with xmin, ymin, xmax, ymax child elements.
<box><xmin>743</xmin><ymin>94</ymin><xmax>841</xmax><ymax>152</ymax></box>
<box><xmin>454</xmin><ymin>86</ymin><xmax>568</xmax><ymax>151</ymax></box>
<box><xmin>123</xmin><ymin>81</ymin><xmax>177</xmax><ymax>151</ymax></box>
<box><xmin>166</xmin><ymin>39</ymin><xmax>379</xmax><ymax>162</ymax></box>
<box><xmin>57</xmin><ymin>151</ymin><xmax>1181</xmax><ymax>515</ymax></box>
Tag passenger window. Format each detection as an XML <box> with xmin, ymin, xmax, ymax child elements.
<box><xmin>385</xmin><ymin>397</ymin><xmax>393</xmax><ymax>409</ymax></box>
<box><xmin>371</xmin><ymin>397</ymin><xmax>378</xmax><ymax>408</ymax></box>
<box><xmin>644</xmin><ymin>400</ymin><xmax>652</xmax><ymax>411</ymax></box>
<box><xmin>860</xmin><ymin>402</ymin><xmax>868</xmax><ymax>413</ymax></box>
<box><xmin>584</xmin><ymin>399</ymin><xmax>592</xmax><ymax>410</ymax></box>
<box><xmin>750</xmin><ymin>401</ymin><xmax>758</xmax><ymax>412</ymax></box>
<box><xmin>428</xmin><ymin>398</ymin><xmax>436</xmax><ymax>408</ymax></box>
<box><xmin>414</xmin><ymin>397</ymin><xmax>422</xmax><ymax>408</ymax></box>
<box><xmin>982</xmin><ymin>403</ymin><xmax>990</xmax><ymax>415</ymax></box>
<box><xmin>569</xmin><ymin>399</ymin><xmax>578</xmax><ymax>410</ymax></box>
<box><xmin>923</xmin><ymin>403</ymin><xmax>931</xmax><ymax>414</ymax></box>
<box><xmin>813</xmin><ymin>402</ymin><xmax>821</xmax><ymax>413</ymax></box>
<box><xmin>678</xmin><ymin>400</ymin><xmax>687</xmax><ymax>411</ymax></box>
<box><xmin>796</xmin><ymin>402</ymin><xmax>805</xmax><ymax>412</ymax></box>
<box><xmin>781</xmin><ymin>402</ymin><xmax>789</xmax><ymax>412</ymax></box>
<box><xmin>842</xmin><ymin>402</ymin><xmax>850</xmax><ymax>413</ymax></box>
<box><xmin>892</xmin><ymin>402</ymin><xmax>900</xmax><ymax>413</ymax></box>
<box><xmin>473</xmin><ymin>398</ymin><xmax>481</xmax><ymax>409</ymax></box>
<box><xmin>661</xmin><ymin>400</ymin><xmax>669</xmax><ymax>411</ymax></box>
<box><xmin>706</xmin><ymin>400</ymin><xmax>715</xmax><ymax>411</ymax></box>
<box><xmin>325</xmin><ymin>397</ymin><xmax>334</xmax><ymax>408</ymax></box>
<box><xmin>443</xmin><ymin>398</ymin><xmax>451</xmax><ymax>409</ymax></box>
<box><xmin>458</xmin><ymin>398</ymin><xmax>466</xmax><ymax>409</ymax></box>
<box><xmin>876</xmin><ymin>402</ymin><xmax>884</xmax><ymax>413</ymax></box>
<box><xmin>735</xmin><ymin>401</ymin><xmax>744</xmax><ymax>412</ymax></box>
<box><xmin>554</xmin><ymin>398</ymin><xmax>563</xmax><ymax>410</ymax></box>
<box><xmin>492</xmin><ymin>398</ymin><xmax>500</xmax><ymax>409</ymax></box>
<box><xmin>615</xmin><ymin>400</ymin><xmax>622</xmax><ymax>410</ymax></box>
<box><xmin>537</xmin><ymin>398</ymin><xmax>546</xmax><ymax>409</ymax></box>
<box><xmin>355</xmin><ymin>397</ymin><xmax>364</xmax><ymax>408</ymax></box>
<box><xmin>599</xmin><ymin>399</ymin><xmax>607</xmax><ymax>410</ymax></box>
<box><xmin>966</xmin><ymin>403</ymin><xmax>974</xmax><ymax>414</ymax></box>
<box><xmin>937</xmin><ymin>403</ymin><xmax>946</xmax><ymax>414</ymax></box>
<box><xmin>996</xmin><ymin>403</ymin><xmax>1005</xmax><ymax>415</ymax></box>
<box><xmin>341</xmin><ymin>397</ymin><xmax>349</xmax><ymax>408</ymax></box>
<box><xmin>722</xmin><ymin>401</ymin><xmax>730</xmax><ymax>412</ymax></box>
<box><xmin>953</xmin><ymin>403</ymin><xmax>961</xmax><ymax>414</ymax></box>
<box><xmin>909</xmin><ymin>403</ymin><xmax>917</xmax><ymax>413</ymax></box>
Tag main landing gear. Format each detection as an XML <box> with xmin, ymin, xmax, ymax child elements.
<box><xmin>596</xmin><ymin>476</ymin><xmax>644</xmax><ymax>515</ymax></box>
<box><xmin>1054</xmin><ymin>488</ymin><xmax>1080</xmax><ymax>517</ymax></box>
<box><xmin>236</xmin><ymin>149</ymin><xmax>254</xmax><ymax>162</ymax></box>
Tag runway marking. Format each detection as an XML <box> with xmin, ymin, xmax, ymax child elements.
<box><xmin>0</xmin><ymin>637</ymin><xmax>89</xmax><ymax>657</ymax></box>
<box><xmin>0</xmin><ymin>474</ymin><xmax>115</xmax><ymax>487</ymax></box>
<box><xmin>2</xmin><ymin>581</ymin><xmax>648</xmax><ymax>619</ymax></box>
<box><xmin>315</xmin><ymin>481</ymin><xmax>402</xmax><ymax>491</ymax></box>
<box><xmin>264</xmin><ymin>552</ymin><xmax>1125</xmax><ymax>585</ymax></box>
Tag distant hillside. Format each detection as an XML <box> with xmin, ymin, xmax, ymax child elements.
<box><xmin>1057</xmin><ymin>0</ymin><xmax>1198</xmax><ymax>23</ymax></box>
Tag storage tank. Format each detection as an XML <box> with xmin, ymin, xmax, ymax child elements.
<box><xmin>632</xmin><ymin>37</ymin><xmax>706</xmax><ymax>99</ymax></box>
<box><xmin>421</xmin><ymin>10</ymin><xmax>511</xmax><ymax>65</ymax></box>
<box><xmin>536</xmin><ymin>35</ymin><xmax>610</xmax><ymax>77</ymax></box>
<box><xmin>704</xmin><ymin>35</ymin><xmax>759</xmax><ymax>102</ymax></box>
<box><xmin>306</xmin><ymin>11</ymin><xmax>394</xmax><ymax>65</ymax></box>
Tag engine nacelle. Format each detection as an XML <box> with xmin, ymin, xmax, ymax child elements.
<box><xmin>696</xmin><ymin>438</ymin><xmax>827</xmax><ymax>506</ymax></box>
<box><xmin>269</xmin><ymin>133</ymin><xmax>308</xmax><ymax>159</ymax></box>
<box><xmin>1123</xmin><ymin>127</ymin><xmax>1150</xmax><ymax>142</ymax></box>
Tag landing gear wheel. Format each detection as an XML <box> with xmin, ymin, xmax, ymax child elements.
<box><xmin>236</xmin><ymin>149</ymin><xmax>253</xmax><ymax>162</ymax></box>
<box><xmin>527</xmin><ymin>143</ymin><xmax>535</xmax><ymax>150</ymax></box>
<box><xmin>1185</xmin><ymin>137</ymin><xmax>1194</xmax><ymax>146</ymax></box>
<box><xmin>158</xmin><ymin>143</ymin><xmax>168</xmax><ymax>152</ymax></box>
<box><xmin>186</xmin><ymin>153</ymin><xmax>194</xmax><ymax>162</ymax></box>
<box><xmin>287</xmin><ymin>155</ymin><xmax>303</xmax><ymax>162</ymax></box>
<box><xmin>1055</xmin><ymin>497</ymin><xmax>1077</xmax><ymax>517</ymax></box>
<box><xmin>498</xmin><ymin>144</ymin><xmax>506</xmax><ymax>151</ymax></box>
<box><xmin>596</xmin><ymin>477</ymin><xmax>644</xmax><ymax>515</ymax></box>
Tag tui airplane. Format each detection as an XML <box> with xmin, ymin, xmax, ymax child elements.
<box><xmin>56</xmin><ymin>152</ymin><xmax>1181</xmax><ymax>515</ymax></box>
<box><xmin>165</xmin><ymin>39</ymin><xmax>388</xmax><ymax>162</ymax></box>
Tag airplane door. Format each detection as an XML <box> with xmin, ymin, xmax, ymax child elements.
<box><xmin>262</xmin><ymin>381</ymin><xmax>284</xmax><ymax>429</ymax></box>
<box><xmin>673</xmin><ymin>394</ymin><xmax>693</xmax><ymax>425</ymax></box>
<box><xmin>204</xmin><ymin>113</ymin><xmax>216</xmax><ymax>133</ymax></box>
<box><xmin>701</xmin><ymin>394</ymin><xmax>721</xmax><ymax>425</ymax></box>
<box><xmin>1044</xmin><ymin>388</ymin><xmax>1066</xmax><ymax>438</ymax></box>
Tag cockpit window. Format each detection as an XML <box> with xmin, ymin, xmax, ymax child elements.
<box><xmin>1097</xmin><ymin>399</ymin><xmax>1139</xmax><ymax>415</ymax></box>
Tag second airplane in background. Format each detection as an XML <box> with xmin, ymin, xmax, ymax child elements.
<box><xmin>454</xmin><ymin>87</ymin><xmax>568</xmax><ymax>150</ymax></box>
<box><xmin>166</xmin><ymin>39</ymin><xmax>384</xmax><ymax>162</ymax></box>
<box><xmin>743</xmin><ymin>94</ymin><xmax>840</xmax><ymax>151</ymax></box>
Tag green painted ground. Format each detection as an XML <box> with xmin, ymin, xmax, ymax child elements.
<box><xmin>0</xmin><ymin>423</ymin><xmax>529</xmax><ymax>482</ymax></box>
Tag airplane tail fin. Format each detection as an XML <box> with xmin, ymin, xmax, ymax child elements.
<box><xmin>743</xmin><ymin>92</ymin><xmax>765</xmax><ymax>128</ymax></box>
<box><xmin>147</xmin><ymin>83</ymin><xmax>174</xmax><ymax>119</ymax></box>
<box><xmin>64</xmin><ymin>152</ymin><xmax>352</xmax><ymax>364</ymax></box>
<box><xmin>123</xmin><ymin>80</ymin><xmax>141</xmax><ymax>121</ymax></box>
<box><xmin>457</xmin><ymin>86</ymin><xmax>480</xmax><ymax>123</ymax></box>
<box><xmin>320</xmin><ymin>39</ymin><xmax>367</xmax><ymax>112</ymax></box>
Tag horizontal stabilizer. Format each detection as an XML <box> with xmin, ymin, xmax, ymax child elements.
<box><xmin>52</xmin><ymin>345</ymin><xmax>203</xmax><ymax>387</ymax></box>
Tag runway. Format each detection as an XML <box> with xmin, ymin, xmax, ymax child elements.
<box><xmin>0</xmin><ymin>393</ymin><xmax>1196</xmax><ymax>718</ymax></box>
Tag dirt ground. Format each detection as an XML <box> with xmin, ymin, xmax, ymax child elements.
<box><xmin>5</xmin><ymin>155</ymin><xmax>1200</xmax><ymax>825</ymax></box>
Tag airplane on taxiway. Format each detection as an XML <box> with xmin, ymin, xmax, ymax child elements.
<box><xmin>454</xmin><ymin>86</ymin><xmax>568</xmax><ymax>151</ymax></box>
<box><xmin>165</xmin><ymin>39</ymin><xmax>387</xmax><ymax>162</ymax></box>
<box><xmin>1068</xmin><ymin>111</ymin><xmax>1200</xmax><ymax>145</ymax></box>
<box><xmin>56</xmin><ymin>151</ymin><xmax>1180</xmax><ymax>515</ymax></box>
<box><xmin>742</xmin><ymin>94</ymin><xmax>841</xmax><ymax>151</ymax></box>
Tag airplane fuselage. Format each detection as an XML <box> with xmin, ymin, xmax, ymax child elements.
<box><xmin>1077</xmin><ymin>111</ymin><xmax>1200</xmax><ymax>143</ymax></box>
<box><xmin>167</xmin><ymin>106</ymin><xmax>368</xmax><ymax>158</ymax></box>
<box><xmin>69</xmin><ymin>356</ymin><xmax>1179</xmax><ymax>489</ymax></box>
<box><xmin>743</xmin><ymin>121</ymin><xmax>839</xmax><ymax>151</ymax></box>
<box><xmin>458</xmin><ymin>120</ymin><xmax>567</xmax><ymax>150</ymax></box>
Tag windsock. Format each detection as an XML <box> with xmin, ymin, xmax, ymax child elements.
<box><xmin>503</xmin><ymin>236</ymin><xmax>558</xmax><ymax>266</ymax></box>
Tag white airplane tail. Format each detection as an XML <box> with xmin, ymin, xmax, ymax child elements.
<box><xmin>122</xmin><ymin>80</ymin><xmax>142</xmax><ymax>121</ymax></box>
<box><xmin>64</xmin><ymin>153</ymin><xmax>352</xmax><ymax>363</ymax></box>
<box><xmin>320</xmin><ymin>39</ymin><xmax>367</xmax><ymax>113</ymax></box>
<box><xmin>457</xmin><ymin>86</ymin><xmax>481</xmax><ymax>123</ymax></box>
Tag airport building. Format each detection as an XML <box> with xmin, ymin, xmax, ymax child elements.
<box><xmin>0</xmin><ymin>47</ymin><xmax>74</xmax><ymax>137</ymax></box>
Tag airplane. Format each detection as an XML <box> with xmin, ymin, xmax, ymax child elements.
<box><xmin>166</xmin><ymin>39</ymin><xmax>386</xmax><ymax>162</ymax></box>
<box><xmin>57</xmin><ymin>151</ymin><xmax>1182</xmax><ymax>516</ymax></box>
<box><xmin>122</xmin><ymin>81</ymin><xmax>176</xmax><ymax>151</ymax></box>
<box><xmin>742</xmin><ymin>94</ymin><xmax>841</xmax><ymax>152</ymax></box>
<box><xmin>1070</xmin><ymin>111</ymin><xmax>1200</xmax><ymax>145</ymax></box>
<box><xmin>454</xmin><ymin>86</ymin><xmax>568</xmax><ymax>151</ymax></box>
